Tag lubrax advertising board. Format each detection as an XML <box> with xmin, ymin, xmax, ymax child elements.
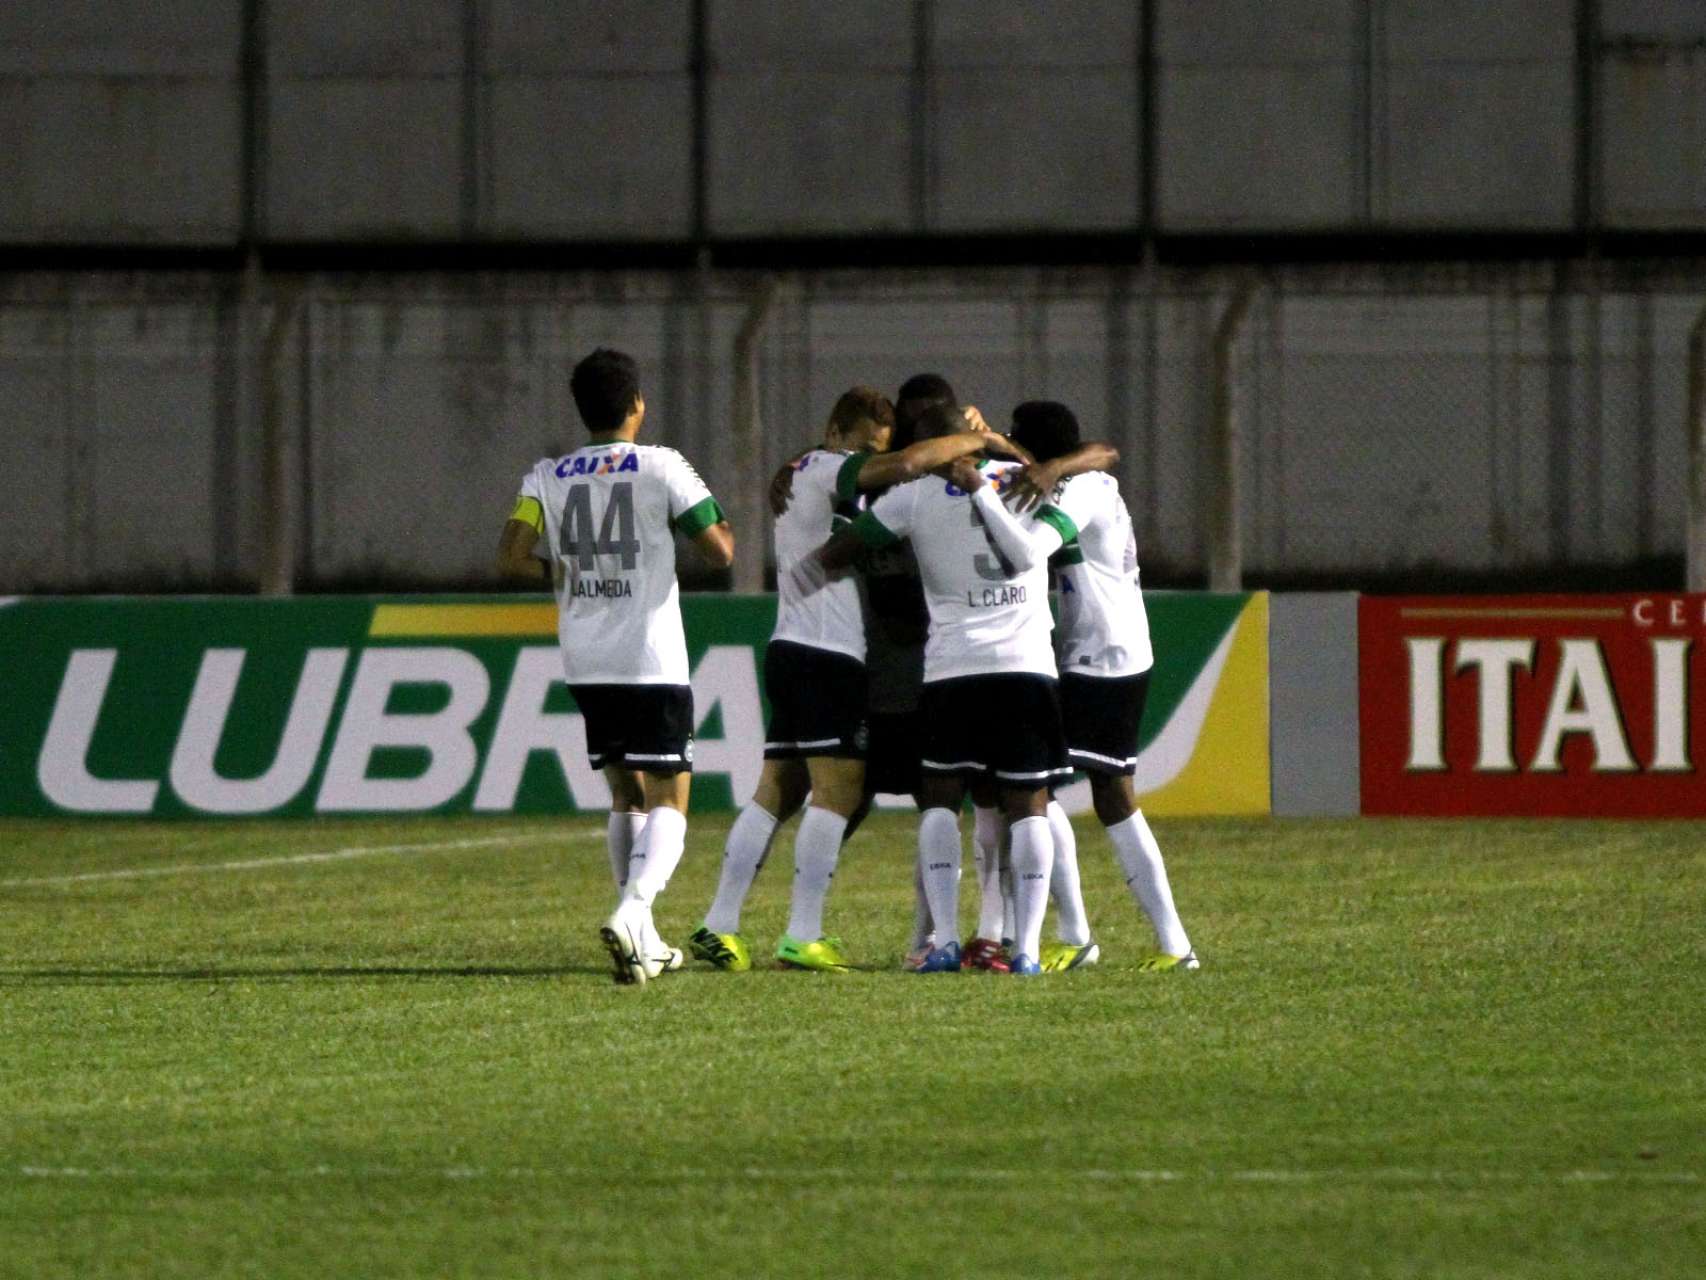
<box><xmin>0</xmin><ymin>594</ymin><xmax>1270</xmax><ymax>820</ymax></box>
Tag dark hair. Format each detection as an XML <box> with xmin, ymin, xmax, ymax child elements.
<box><xmin>570</xmin><ymin>347</ymin><xmax>641</xmax><ymax>434</ymax></box>
<box><xmin>1010</xmin><ymin>400</ymin><xmax>1081</xmax><ymax>463</ymax></box>
<box><xmin>911</xmin><ymin>403</ymin><xmax>965</xmax><ymax>443</ymax></box>
<box><xmin>892</xmin><ymin>373</ymin><xmax>957</xmax><ymax>450</ymax></box>
<box><xmin>828</xmin><ymin>385</ymin><xmax>895</xmax><ymax>438</ymax></box>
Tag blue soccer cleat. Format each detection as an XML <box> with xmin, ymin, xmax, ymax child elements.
<box><xmin>1009</xmin><ymin>953</ymin><xmax>1042</xmax><ymax>976</ymax></box>
<box><xmin>914</xmin><ymin>940</ymin><xmax>962</xmax><ymax>973</ymax></box>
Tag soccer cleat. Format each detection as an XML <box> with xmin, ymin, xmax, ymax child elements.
<box><xmin>688</xmin><ymin>925</ymin><xmax>751</xmax><ymax>972</ymax></box>
<box><xmin>641</xmin><ymin>919</ymin><xmax>684</xmax><ymax>975</ymax></box>
<box><xmin>599</xmin><ymin>905</ymin><xmax>649</xmax><ymax>986</ymax></box>
<box><xmin>775</xmin><ymin>935</ymin><xmax>852</xmax><ymax>972</ymax></box>
<box><xmin>913</xmin><ymin>940</ymin><xmax>962</xmax><ymax>973</ymax></box>
<box><xmin>1136</xmin><ymin>949</ymin><xmax>1200</xmax><ymax>973</ymax></box>
<box><xmin>902</xmin><ymin>941</ymin><xmax>935</xmax><ymax>972</ymax></box>
<box><xmin>962</xmin><ymin>936</ymin><xmax>1011</xmax><ymax>973</ymax></box>
<box><xmin>1040</xmin><ymin>941</ymin><xmax>1101</xmax><ymax>973</ymax></box>
<box><xmin>1009</xmin><ymin>953</ymin><xmax>1042</xmax><ymax>976</ymax></box>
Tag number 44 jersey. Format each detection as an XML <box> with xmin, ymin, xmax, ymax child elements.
<box><xmin>518</xmin><ymin>443</ymin><xmax>725</xmax><ymax>685</ymax></box>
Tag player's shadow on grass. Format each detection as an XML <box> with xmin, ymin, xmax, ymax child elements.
<box><xmin>0</xmin><ymin>963</ymin><xmax>612</xmax><ymax>984</ymax></box>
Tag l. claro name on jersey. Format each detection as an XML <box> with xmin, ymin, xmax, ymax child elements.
<box><xmin>967</xmin><ymin>584</ymin><xmax>1027</xmax><ymax>607</ymax></box>
<box><xmin>570</xmin><ymin>576</ymin><xmax>634</xmax><ymax>599</ymax></box>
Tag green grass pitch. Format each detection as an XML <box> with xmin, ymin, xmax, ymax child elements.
<box><xmin>3</xmin><ymin>812</ymin><xmax>1702</xmax><ymax>1279</ymax></box>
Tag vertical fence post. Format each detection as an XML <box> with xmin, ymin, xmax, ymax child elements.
<box><xmin>254</xmin><ymin>257</ymin><xmax>304</xmax><ymax>597</ymax></box>
<box><xmin>731</xmin><ymin>274</ymin><xmax>780</xmax><ymax>594</ymax></box>
<box><xmin>1688</xmin><ymin>302</ymin><xmax>1706</xmax><ymax>592</ymax></box>
<box><xmin>1208</xmin><ymin>279</ymin><xmax>1257</xmax><ymax>592</ymax></box>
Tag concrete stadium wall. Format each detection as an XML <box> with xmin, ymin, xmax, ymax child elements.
<box><xmin>0</xmin><ymin>266</ymin><xmax>1698</xmax><ymax>593</ymax></box>
<box><xmin>3</xmin><ymin>0</ymin><xmax>1705</xmax><ymax>242</ymax></box>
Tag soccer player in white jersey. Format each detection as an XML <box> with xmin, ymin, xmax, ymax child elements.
<box><xmin>693</xmin><ymin>387</ymin><xmax>1030</xmax><ymax>972</ymax></box>
<box><xmin>1003</xmin><ymin>400</ymin><xmax>1198</xmax><ymax>971</ymax></box>
<box><xmin>796</xmin><ymin>405</ymin><xmax>1077</xmax><ymax>976</ymax></box>
<box><xmin>497</xmin><ymin>347</ymin><xmax>734</xmax><ymax>985</ymax></box>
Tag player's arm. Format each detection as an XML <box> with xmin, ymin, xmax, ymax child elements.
<box><xmin>768</xmin><ymin>449</ymin><xmax>810</xmax><ymax>516</ymax></box>
<box><xmin>496</xmin><ymin>496</ymin><xmax>549</xmax><ymax>583</ymax></box>
<box><xmin>674</xmin><ymin>492</ymin><xmax>735</xmax><ymax>570</ymax></box>
<box><xmin>791</xmin><ymin>495</ymin><xmax>910</xmax><ymax>596</ymax></box>
<box><xmin>841</xmin><ymin>429</ymin><xmax>1032</xmax><ymax>495</ymax></box>
<box><xmin>691</xmin><ymin>519</ymin><xmax>735</xmax><ymax>569</ymax></box>
<box><xmin>665</xmin><ymin>449</ymin><xmax>736</xmax><ymax>569</ymax></box>
<box><xmin>1007</xmin><ymin>442</ymin><xmax>1121</xmax><ymax>513</ymax></box>
<box><xmin>950</xmin><ymin>459</ymin><xmax>1070</xmax><ymax>575</ymax></box>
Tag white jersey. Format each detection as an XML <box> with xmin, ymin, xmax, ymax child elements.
<box><xmin>861</xmin><ymin>460</ymin><xmax>1063</xmax><ymax>683</ymax></box>
<box><xmin>1050</xmin><ymin>472</ymin><xmax>1154</xmax><ymax>678</ymax></box>
<box><xmin>772</xmin><ymin>448</ymin><xmax>869</xmax><ymax>661</ymax></box>
<box><xmin>516</xmin><ymin>441</ymin><xmax>723</xmax><ymax>685</ymax></box>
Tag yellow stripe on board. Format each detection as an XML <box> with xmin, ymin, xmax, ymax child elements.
<box><xmin>369</xmin><ymin>604</ymin><xmax>557</xmax><ymax>637</ymax></box>
<box><xmin>1142</xmin><ymin>592</ymin><xmax>1271</xmax><ymax>817</ymax></box>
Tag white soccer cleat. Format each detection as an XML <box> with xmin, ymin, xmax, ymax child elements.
<box><xmin>641</xmin><ymin>915</ymin><xmax>684</xmax><ymax>976</ymax></box>
<box><xmin>600</xmin><ymin>903</ymin><xmax>650</xmax><ymax>986</ymax></box>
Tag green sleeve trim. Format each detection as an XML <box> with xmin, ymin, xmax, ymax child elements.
<box><xmin>510</xmin><ymin>495</ymin><xmax>545</xmax><ymax>533</ymax></box>
<box><xmin>851</xmin><ymin>511</ymin><xmax>900</xmax><ymax>549</ymax></box>
<box><xmin>1054</xmin><ymin>542</ymin><xmax>1086</xmax><ymax>567</ymax></box>
<box><xmin>1035</xmin><ymin>504</ymin><xmax>1079</xmax><ymax>545</ymax></box>
<box><xmin>674</xmin><ymin>495</ymin><xmax>725</xmax><ymax>537</ymax></box>
<box><xmin>835</xmin><ymin>452</ymin><xmax>871</xmax><ymax>501</ymax></box>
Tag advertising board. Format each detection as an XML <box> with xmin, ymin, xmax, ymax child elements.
<box><xmin>1359</xmin><ymin>595</ymin><xmax>1705</xmax><ymax>816</ymax></box>
<box><xmin>0</xmin><ymin>593</ymin><xmax>1270</xmax><ymax>819</ymax></box>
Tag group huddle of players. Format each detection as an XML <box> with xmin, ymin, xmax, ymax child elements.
<box><xmin>499</xmin><ymin>349</ymin><xmax>1195</xmax><ymax>985</ymax></box>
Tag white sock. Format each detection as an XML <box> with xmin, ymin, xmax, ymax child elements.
<box><xmin>1009</xmin><ymin>815</ymin><xmax>1054</xmax><ymax>961</ymax></box>
<box><xmin>1000</xmin><ymin>858</ymin><xmax>1015</xmax><ymax>944</ymax></box>
<box><xmin>703</xmin><ymin>802</ymin><xmax>778</xmax><ymax>934</ymax></box>
<box><xmin>972</xmin><ymin>805</ymin><xmax>1005</xmax><ymax>941</ymax></box>
<box><xmin>624</xmin><ymin>805</ymin><xmax>688</xmax><ymax>908</ymax></box>
<box><xmin>1046</xmin><ymin>800</ymin><xmax>1092</xmax><ymax>946</ymax></box>
<box><xmin>1107</xmin><ymin>809</ymin><xmax>1191</xmax><ymax>956</ymax></box>
<box><xmin>606</xmin><ymin>810</ymin><xmax>646</xmax><ymax>901</ymax></box>
<box><xmin>785</xmin><ymin>806</ymin><xmax>847</xmax><ymax>940</ymax></box>
<box><xmin>910</xmin><ymin>859</ymin><xmax>935</xmax><ymax>951</ymax></box>
<box><xmin>917</xmin><ymin>807</ymin><xmax>962</xmax><ymax>948</ymax></box>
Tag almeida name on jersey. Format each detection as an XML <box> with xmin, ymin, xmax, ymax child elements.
<box><xmin>517</xmin><ymin>443</ymin><xmax>723</xmax><ymax>686</ymax></box>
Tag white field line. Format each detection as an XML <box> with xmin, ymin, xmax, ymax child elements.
<box><xmin>7</xmin><ymin>1164</ymin><xmax>1699</xmax><ymax>1186</ymax></box>
<box><xmin>1</xmin><ymin>831</ymin><xmax>599</xmax><ymax>888</ymax></box>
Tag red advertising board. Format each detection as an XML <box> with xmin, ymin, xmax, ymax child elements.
<box><xmin>1360</xmin><ymin>595</ymin><xmax>1706</xmax><ymax>816</ymax></box>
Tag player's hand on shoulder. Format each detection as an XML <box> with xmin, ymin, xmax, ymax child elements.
<box><xmin>945</xmin><ymin>457</ymin><xmax>985</xmax><ymax>492</ymax></box>
<box><xmin>769</xmin><ymin>455</ymin><xmax>803</xmax><ymax>516</ymax></box>
<box><xmin>1005</xmin><ymin>461</ymin><xmax>1059</xmax><ymax>512</ymax></box>
<box><xmin>979</xmin><ymin>432</ymin><xmax>1036</xmax><ymax>468</ymax></box>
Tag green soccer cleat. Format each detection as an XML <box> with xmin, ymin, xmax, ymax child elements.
<box><xmin>1136</xmin><ymin>949</ymin><xmax>1200</xmax><ymax>973</ymax></box>
<box><xmin>1039</xmin><ymin>941</ymin><xmax>1101</xmax><ymax>972</ymax></box>
<box><xmin>775</xmin><ymin>935</ymin><xmax>852</xmax><ymax>972</ymax></box>
<box><xmin>688</xmin><ymin>925</ymin><xmax>751</xmax><ymax>972</ymax></box>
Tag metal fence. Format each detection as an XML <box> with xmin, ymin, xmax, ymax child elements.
<box><xmin>1</xmin><ymin>260</ymin><xmax>1703</xmax><ymax>594</ymax></box>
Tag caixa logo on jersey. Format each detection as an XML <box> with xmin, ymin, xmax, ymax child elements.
<box><xmin>1359</xmin><ymin>595</ymin><xmax>1705</xmax><ymax>816</ymax></box>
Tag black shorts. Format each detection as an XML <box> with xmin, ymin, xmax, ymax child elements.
<box><xmin>570</xmin><ymin>683</ymin><xmax>694</xmax><ymax>774</ymax></box>
<box><xmin>919</xmin><ymin>673</ymin><xmax>1071</xmax><ymax>788</ymax></box>
<box><xmin>762</xmin><ymin>640</ymin><xmax>867</xmax><ymax>759</ymax></box>
<box><xmin>864</xmin><ymin>710</ymin><xmax>923</xmax><ymax>797</ymax></box>
<box><xmin>1061</xmin><ymin>671</ymin><xmax>1151</xmax><ymax>776</ymax></box>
